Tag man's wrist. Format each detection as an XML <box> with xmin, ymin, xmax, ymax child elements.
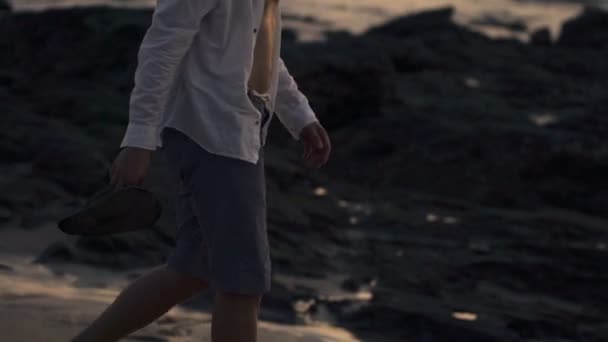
<box><xmin>120</xmin><ymin>122</ymin><xmax>160</xmax><ymax>151</ymax></box>
<box><xmin>295</xmin><ymin>118</ymin><xmax>320</xmax><ymax>141</ymax></box>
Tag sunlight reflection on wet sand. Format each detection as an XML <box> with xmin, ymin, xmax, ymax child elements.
<box><xmin>0</xmin><ymin>256</ymin><xmax>361</xmax><ymax>342</ymax></box>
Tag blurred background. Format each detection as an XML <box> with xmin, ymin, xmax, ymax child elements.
<box><xmin>1</xmin><ymin>0</ymin><xmax>607</xmax><ymax>341</ymax></box>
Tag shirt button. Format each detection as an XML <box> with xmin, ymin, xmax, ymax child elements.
<box><xmin>255</xmin><ymin>120</ymin><xmax>260</xmax><ymax>124</ymax></box>
<box><xmin>253</xmin><ymin>28</ymin><xmax>257</xmax><ymax>33</ymax></box>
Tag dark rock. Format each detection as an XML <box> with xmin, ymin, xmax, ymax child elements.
<box><xmin>281</xmin><ymin>37</ymin><xmax>399</xmax><ymax>131</ymax></box>
<box><xmin>70</xmin><ymin>233</ymin><xmax>170</xmax><ymax>269</ymax></box>
<box><xmin>558</xmin><ymin>6</ymin><xmax>608</xmax><ymax>48</ymax></box>
<box><xmin>388</xmin><ymin>38</ymin><xmax>446</xmax><ymax>72</ymax></box>
<box><xmin>31</xmin><ymin>132</ymin><xmax>108</xmax><ymax>194</ymax></box>
<box><xmin>259</xmin><ymin>280</ymin><xmax>298</xmax><ymax>324</ymax></box>
<box><xmin>35</xmin><ymin>241</ymin><xmax>75</xmax><ymax>264</ymax></box>
<box><xmin>35</xmin><ymin>232</ymin><xmax>170</xmax><ymax>270</ymax></box>
<box><xmin>281</xmin><ymin>28</ymin><xmax>298</xmax><ymax>42</ymax></box>
<box><xmin>323</xmin><ymin>29</ymin><xmax>354</xmax><ymax>41</ymax></box>
<box><xmin>341</xmin><ymin>275</ymin><xmax>376</xmax><ymax>292</ymax></box>
<box><xmin>0</xmin><ymin>263</ymin><xmax>13</xmax><ymax>272</ymax></box>
<box><xmin>530</xmin><ymin>27</ymin><xmax>552</xmax><ymax>46</ymax></box>
<box><xmin>0</xmin><ymin>205</ymin><xmax>11</xmax><ymax>221</ymax></box>
<box><xmin>0</xmin><ymin>0</ymin><xmax>10</xmax><ymax>12</ymax></box>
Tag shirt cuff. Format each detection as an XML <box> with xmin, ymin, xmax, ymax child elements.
<box><xmin>119</xmin><ymin>122</ymin><xmax>160</xmax><ymax>151</ymax></box>
<box><xmin>282</xmin><ymin>102</ymin><xmax>319</xmax><ymax>141</ymax></box>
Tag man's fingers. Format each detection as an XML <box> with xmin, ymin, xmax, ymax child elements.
<box><xmin>313</xmin><ymin>129</ymin><xmax>324</xmax><ymax>150</ymax></box>
<box><xmin>305</xmin><ymin>144</ymin><xmax>311</xmax><ymax>160</ymax></box>
<box><xmin>301</xmin><ymin>124</ymin><xmax>330</xmax><ymax>167</ymax></box>
<box><xmin>304</xmin><ymin>148</ymin><xmax>324</xmax><ymax>168</ymax></box>
<box><xmin>309</xmin><ymin>126</ymin><xmax>330</xmax><ymax>166</ymax></box>
<box><xmin>318</xmin><ymin>126</ymin><xmax>331</xmax><ymax>164</ymax></box>
<box><xmin>304</xmin><ymin>145</ymin><xmax>320</xmax><ymax>167</ymax></box>
<box><xmin>319</xmin><ymin>126</ymin><xmax>331</xmax><ymax>151</ymax></box>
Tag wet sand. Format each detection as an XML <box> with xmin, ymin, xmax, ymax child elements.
<box><xmin>8</xmin><ymin>0</ymin><xmax>597</xmax><ymax>41</ymax></box>
<box><xmin>0</xmin><ymin>226</ymin><xmax>360</xmax><ymax>342</ymax></box>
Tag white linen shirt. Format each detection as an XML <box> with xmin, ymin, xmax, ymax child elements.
<box><xmin>119</xmin><ymin>0</ymin><xmax>319</xmax><ymax>164</ymax></box>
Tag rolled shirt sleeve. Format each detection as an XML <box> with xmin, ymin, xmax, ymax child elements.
<box><xmin>274</xmin><ymin>57</ymin><xmax>319</xmax><ymax>141</ymax></box>
<box><xmin>120</xmin><ymin>0</ymin><xmax>218</xmax><ymax>150</ymax></box>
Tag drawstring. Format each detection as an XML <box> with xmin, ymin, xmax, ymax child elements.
<box><xmin>247</xmin><ymin>88</ymin><xmax>272</xmax><ymax>129</ymax></box>
<box><xmin>247</xmin><ymin>88</ymin><xmax>272</xmax><ymax>104</ymax></box>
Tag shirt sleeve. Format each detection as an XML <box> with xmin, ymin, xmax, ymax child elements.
<box><xmin>273</xmin><ymin>57</ymin><xmax>319</xmax><ymax>141</ymax></box>
<box><xmin>120</xmin><ymin>0</ymin><xmax>218</xmax><ymax>150</ymax></box>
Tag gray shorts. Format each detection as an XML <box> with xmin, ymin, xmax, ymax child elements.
<box><xmin>160</xmin><ymin>93</ymin><xmax>272</xmax><ymax>295</ymax></box>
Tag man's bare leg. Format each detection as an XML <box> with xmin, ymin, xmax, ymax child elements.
<box><xmin>212</xmin><ymin>291</ymin><xmax>262</xmax><ymax>342</ymax></box>
<box><xmin>72</xmin><ymin>264</ymin><xmax>208</xmax><ymax>342</ymax></box>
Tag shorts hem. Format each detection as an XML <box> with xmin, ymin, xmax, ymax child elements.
<box><xmin>167</xmin><ymin>255</ymin><xmax>271</xmax><ymax>295</ymax></box>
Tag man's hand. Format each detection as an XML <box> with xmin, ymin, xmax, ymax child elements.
<box><xmin>300</xmin><ymin>121</ymin><xmax>331</xmax><ymax>168</ymax></box>
<box><xmin>110</xmin><ymin>147</ymin><xmax>152</xmax><ymax>188</ymax></box>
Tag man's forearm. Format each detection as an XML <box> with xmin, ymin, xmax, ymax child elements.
<box><xmin>119</xmin><ymin>0</ymin><xmax>218</xmax><ymax>150</ymax></box>
<box><xmin>274</xmin><ymin>57</ymin><xmax>319</xmax><ymax>140</ymax></box>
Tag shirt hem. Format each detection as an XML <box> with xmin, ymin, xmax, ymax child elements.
<box><xmin>162</xmin><ymin>125</ymin><xmax>261</xmax><ymax>165</ymax></box>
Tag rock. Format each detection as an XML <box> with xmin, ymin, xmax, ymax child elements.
<box><xmin>0</xmin><ymin>205</ymin><xmax>11</xmax><ymax>221</ymax></box>
<box><xmin>0</xmin><ymin>0</ymin><xmax>11</xmax><ymax>12</ymax></box>
<box><xmin>35</xmin><ymin>242</ymin><xmax>75</xmax><ymax>264</ymax></box>
<box><xmin>0</xmin><ymin>263</ymin><xmax>13</xmax><ymax>272</ymax></box>
<box><xmin>468</xmin><ymin>241</ymin><xmax>492</xmax><ymax>254</ymax></box>
<box><xmin>35</xmin><ymin>232</ymin><xmax>171</xmax><ymax>270</ymax></box>
<box><xmin>31</xmin><ymin>133</ymin><xmax>108</xmax><ymax>194</ymax></box>
<box><xmin>70</xmin><ymin>233</ymin><xmax>170</xmax><ymax>269</ymax></box>
<box><xmin>558</xmin><ymin>6</ymin><xmax>608</xmax><ymax>48</ymax></box>
<box><xmin>281</xmin><ymin>35</ymin><xmax>399</xmax><ymax>131</ymax></box>
<box><xmin>387</xmin><ymin>37</ymin><xmax>447</xmax><ymax>72</ymax></box>
<box><xmin>530</xmin><ymin>27</ymin><xmax>552</xmax><ymax>46</ymax></box>
<box><xmin>259</xmin><ymin>280</ymin><xmax>298</xmax><ymax>324</ymax></box>
<box><xmin>281</xmin><ymin>28</ymin><xmax>298</xmax><ymax>42</ymax></box>
<box><xmin>341</xmin><ymin>275</ymin><xmax>377</xmax><ymax>291</ymax></box>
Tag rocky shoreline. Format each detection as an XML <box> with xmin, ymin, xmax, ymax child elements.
<box><xmin>1</xmin><ymin>5</ymin><xmax>608</xmax><ymax>341</ymax></box>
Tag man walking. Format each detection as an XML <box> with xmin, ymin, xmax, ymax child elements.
<box><xmin>71</xmin><ymin>0</ymin><xmax>331</xmax><ymax>341</ymax></box>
